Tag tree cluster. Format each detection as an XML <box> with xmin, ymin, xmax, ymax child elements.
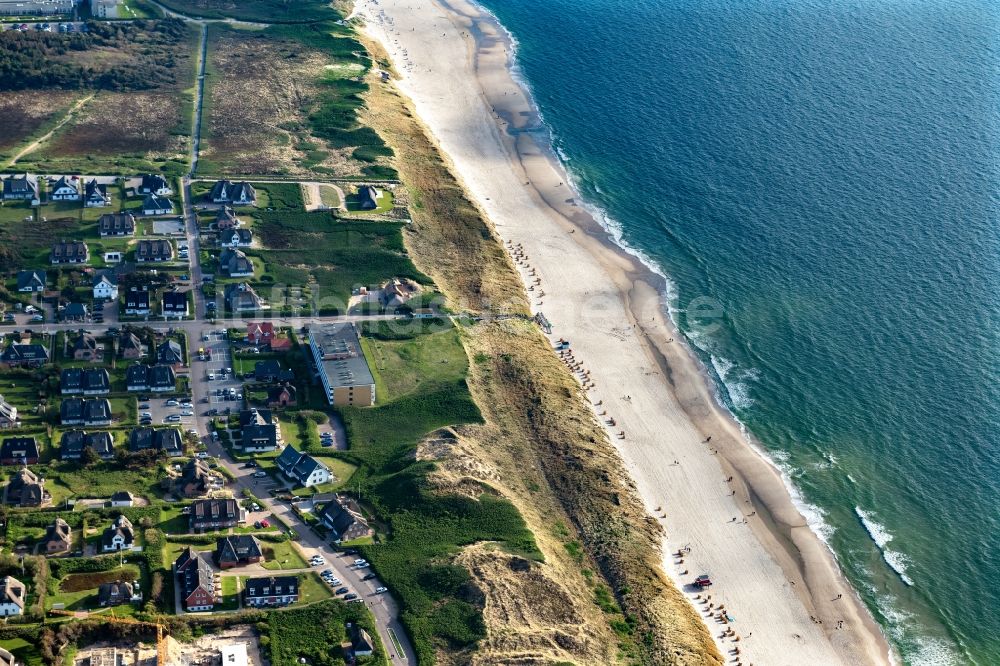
<box><xmin>0</xmin><ymin>19</ymin><xmax>188</xmax><ymax>91</ymax></box>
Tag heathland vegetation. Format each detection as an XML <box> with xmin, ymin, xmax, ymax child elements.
<box><xmin>0</xmin><ymin>20</ymin><xmax>191</xmax><ymax>92</ymax></box>
<box><xmin>199</xmin><ymin>22</ymin><xmax>395</xmax><ymax>179</ymax></box>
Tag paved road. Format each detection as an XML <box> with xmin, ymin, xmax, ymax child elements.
<box><xmin>189</xmin><ymin>23</ymin><xmax>208</xmax><ymax>177</ymax></box>
<box><xmin>189</xmin><ymin>336</ymin><xmax>414</xmax><ymax>662</ymax></box>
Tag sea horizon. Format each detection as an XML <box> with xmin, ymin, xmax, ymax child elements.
<box><xmin>473</xmin><ymin>0</ymin><xmax>1000</xmax><ymax>663</ymax></box>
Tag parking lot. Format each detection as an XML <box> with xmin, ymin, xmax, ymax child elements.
<box><xmin>138</xmin><ymin>395</ymin><xmax>196</xmax><ymax>428</ymax></box>
<box><xmin>196</xmin><ymin>330</ymin><xmax>246</xmax><ymax>415</ymax></box>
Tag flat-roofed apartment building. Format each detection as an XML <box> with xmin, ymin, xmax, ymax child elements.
<box><xmin>0</xmin><ymin>0</ymin><xmax>74</xmax><ymax>14</ymax></box>
<box><xmin>308</xmin><ymin>323</ymin><xmax>374</xmax><ymax>406</ymax></box>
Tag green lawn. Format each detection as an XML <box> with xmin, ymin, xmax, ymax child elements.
<box><xmin>294</xmin><ymin>572</ymin><xmax>333</xmax><ymax>605</ymax></box>
<box><xmin>0</xmin><ymin>638</ymin><xmax>42</xmax><ymax>666</ymax></box>
<box><xmin>360</xmin><ymin>323</ymin><xmax>467</xmax><ymax>404</ymax></box>
<box><xmin>345</xmin><ymin>188</ymin><xmax>394</xmax><ymax>214</ymax></box>
<box><xmin>162</xmin><ymin>540</ymin><xmax>212</xmax><ymax>566</ymax></box>
<box><xmin>264</xmin><ymin>600</ymin><xmax>385</xmax><ymax>666</ymax></box>
<box><xmin>249</xmin><ymin>213</ymin><xmax>430</xmax><ymax>309</ymax></box>
<box><xmin>253</xmin><ymin>183</ymin><xmax>304</xmax><ymax>211</ymax></box>
<box><xmin>154</xmin><ymin>0</ymin><xmax>340</xmax><ymax>22</ymax></box>
<box><xmin>219</xmin><ymin>575</ymin><xmax>240</xmax><ymax>611</ymax></box>
<box><xmin>289</xmin><ymin>458</ymin><xmax>357</xmax><ymax>497</ymax></box>
<box><xmin>48</xmin><ymin>564</ymin><xmax>140</xmax><ymax>612</ymax></box>
<box><xmin>318</xmin><ymin>185</ymin><xmax>341</xmax><ymax>208</ymax></box>
<box><xmin>260</xmin><ymin>540</ymin><xmax>307</xmax><ymax>570</ymax></box>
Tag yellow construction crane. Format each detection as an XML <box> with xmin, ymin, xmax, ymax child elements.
<box><xmin>105</xmin><ymin>612</ymin><xmax>167</xmax><ymax>666</ymax></box>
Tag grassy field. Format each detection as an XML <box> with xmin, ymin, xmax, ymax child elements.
<box><xmin>0</xmin><ymin>91</ymin><xmax>82</xmax><ymax>161</ymax></box>
<box><xmin>360</xmin><ymin>322</ymin><xmax>468</xmax><ymax>403</ymax></box>
<box><xmin>9</xmin><ymin>21</ymin><xmax>198</xmax><ymax>176</ymax></box>
<box><xmin>329</xmin><ymin>321</ymin><xmax>548</xmax><ymax>660</ymax></box>
<box><xmin>262</xmin><ymin>600</ymin><xmax>385</xmax><ymax>666</ymax></box>
<box><xmin>197</xmin><ymin>22</ymin><xmax>395</xmax><ymax>179</ymax></box>
<box><xmin>250</xmin><ymin>213</ymin><xmax>429</xmax><ymax>309</ymax></box>
<box><xmin>155</xmin><ymin>0</ymin><xmax>339</xmax><ymax>22</ymax></box>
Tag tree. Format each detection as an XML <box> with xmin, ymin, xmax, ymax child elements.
<box><xmin>81</xmin><ymin>446</ymin><xmax>100</xmax><ymax>467</ymax></box>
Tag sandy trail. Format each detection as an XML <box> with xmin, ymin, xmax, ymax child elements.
<box><xmin>358</xmin><ymin>0</ymin><xmax>893</xmax><ymax>664</ymax></box>
<box><xmin>5</xmin><ymin>94</ymin><xmax>94</xmax><ymax>168</ymax></box>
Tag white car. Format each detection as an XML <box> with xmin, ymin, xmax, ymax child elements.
<box><xmin>375</xmin><ymin>587</ymin><xmax>388</xmax><ymax>594</ymax></box>
<box><xmin>196</xmin><ymin>452</ymin><xmax>209</xmax><ymax>459</ymax></box>
<box><xmin>353</xmin><ymin>559</ymin><xmax>367</xmax><ymax>566</ymax></box>
<box><xmin>166</xmin><ymin>399</ymin><xmax>179</xmax><ymax>407</ymax></box>
<box><xmin>180</xmin><ymin>410</ymin><xmax>194</xmax><ymax>416</ymax></box>
<box><xmin>165</xmin><ymin>414</ymin><xmax>181</xmax><ymax>422</ymax></box>
<box><xmin>253</xmin><ymin>471</ymin><xmax>267</xmax><ymax>478</ymax></box>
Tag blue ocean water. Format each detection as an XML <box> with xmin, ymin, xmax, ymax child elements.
<box><xmin>475</xmin><ymin>0</ymin><xmax>1000</xmax><ymax>663</ymax></box>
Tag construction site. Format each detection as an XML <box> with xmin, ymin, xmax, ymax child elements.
<box><xmin>72</xmin><ymin>626</ymin><xmax>262</xmax><ymax>666</ymax></box>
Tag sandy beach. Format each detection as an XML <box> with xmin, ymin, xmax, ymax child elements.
<box><xmin>358</xmin><ymin>0</ymin><xmax>894</xmax><ymax>663</ymax></box>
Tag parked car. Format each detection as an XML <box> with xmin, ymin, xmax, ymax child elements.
<box><xmin>375</xmin><ymin>587</ymin><xmax>388</xmax><ymax>594</ymax></box>
<box><xmin>253</xmin><ymin>471</ymin><xmax>267</xmax><ymax>478</ymax></box>
<box><xmin>353</xmin><ymin>559</ymin><xmax>367</xmax><ymax>566</ymax></box>
<box><xmin>138</xmin><ymin>404</ymin><xmax>150</xmax><ymax>410</ymax></box>
<box><xmin>165</xmin><ymin>414</ymin><xmax>181</xmax><ymax>422</ymax></box>
<box><xmin>166</xmin><ymin>399</ymin><xmax>179</xmax><ymax>407</ymax></box>
<box><xmin>361</xmin><ymin>573</ymin><xmax>376</xmax><ymax>581</ymax></box>
<box><xmin>335</xmin><ymin>587</ymin><xmax>348</xmax><ymax>595</ymax></box>
<box><xmin>344</xmin><ymin>593</ymin><xmax>358</xmax><ymax>601</ymax></box>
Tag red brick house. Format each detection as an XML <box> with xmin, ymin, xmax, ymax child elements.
<box><xmin>174</xmin><ymin>547</ymin><xmax>218</xmax><ymax>612</ymax></box>
<box><xmin>215</xmin><ymin>535</ymin><xmax>263</xmax><ymax>569</ymax></box>
<box><xmin>266</xmin><ymin>384</ymin><xmax>296</xmax><ymax>408</ymax></box>
<box><xmin>246</xmin><ymin>322</ymin><xmax>274</xmax><ymax>346</ymax></box>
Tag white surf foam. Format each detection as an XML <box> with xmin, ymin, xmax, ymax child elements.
<box><xmin>855</xmin><ymin>507</ymin><xmax>915</xmax><ymax>586</ymax></box>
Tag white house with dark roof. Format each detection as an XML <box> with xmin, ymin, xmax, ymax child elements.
<box><xmin>2</xmin><ymin>175</ymin><xmax>38</xmax><ymax>203</ymax></box>
<box><xmin>219</xmin><ymin>248</ymin><xmax>254</xmax><ymax>277</ymax></box>
<box><xmin>275</xmin><ymin>444</ymin><xmax>331</xmax><ymax>488</ymax></box>
<box><xmin>93</xmin><ymin>273</ymin><xmax>118</xmax><ymax>300</ymax></box>
<box><xmin>139</xmin><ymin>174</ymin><xmax>172</xmax><ymax>196</ymax></box>
<box><xmin>141</xmin><ymin>194</ymin><xmax>173</xmax><ymax>216</ymax></box>
<box><xmin>161</xmin><ymin>291</ymin><xmax>188</xmax><ymax>319</ymax></box>
<box><xmin>124</xmin><ymin>289</ymin><xmax>151</xmax><ymax>316</ymax></box>
<box><xmin>98</xmin><ymin>212</ymin><xmax>136</xmax><ymax>237</ymax></box>
<box><xmin>49</xmin><ymin>175</ymin><xmax>79</xmax><ymax>201</ymax></box>
<box><xmin>209</xmin><ymin>180</ymin><xmax>256</xmax><ymax>205</ymax></box>
<box><xmin>0</xmin><ymin>576</ymin><xmax>25</xmax><ymax>616</ymax></box>
<box><xmin>16</xmin><ymin>270</ymin><xmax>45</xmax><ymax>293</ymax></box>
<box><xmin>220</xmin><ymin>228</ymin><xmax>252</xmax><ymax>248</ymax></box>
<box><xmin>84</xmin><ymin>179</ymin><xmax>111</xmax><ymax>207</ymax></box>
